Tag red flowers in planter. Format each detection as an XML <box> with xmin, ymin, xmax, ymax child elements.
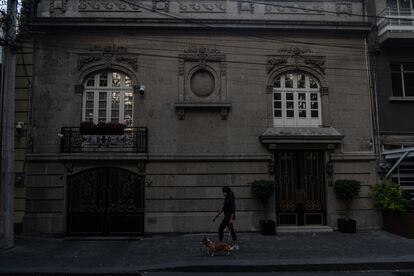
<box><xmin>80</xmin><ymin>122</ymin><xmax>125</xmax><ymax>135</ymax></box>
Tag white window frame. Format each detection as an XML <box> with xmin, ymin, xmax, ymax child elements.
<box><xmin>82</xmin><ymin>71</ymin><xmax>134</xmax><ymax>126</ymax></box>
<box><xmin>272</xmin><ymin>73</ymin><xmax>322</xmax><ymax>127</ymax></box>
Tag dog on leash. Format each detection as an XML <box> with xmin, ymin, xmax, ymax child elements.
<box><xmin>200</xmin><ymin>236</ymin><xmax>235</xmax><ymax>256</ymax></box>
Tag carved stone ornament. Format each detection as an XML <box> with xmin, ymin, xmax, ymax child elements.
<box><xmin>264</xmin><ymin>2</ymin><xmax>324</xmax><ymax>15</ymax></box>
<box><xmin>79</xmin><ymin>0</ymin><xmax>141</xmax><ymax>12</ymax></box>
<box><xmin>78</xmin><ymin>46</ymin><xmax>138</xmax><ymax>72</ymax></box>
<box><xmin>180</xmin><ymin>47</ymin><xmax>225</xmax><ymax>70</ymax></box>
<box><xmin>335</xmin><ymin>2</ymin><xmax>352</xmax><ymax>15</ymax></box>
<box><xmin>50</xmin><ymin>0</ymin><xmax>68</xmax><ymax>13</ymax></box>
<box><xmin>266</xmin><ymin>57</ymin><xmax>288</xmax><ymax>72</ymax></box>
<box><xmin>179</xmin><ymin>1</ymin><xmax>227</xmax><ymax>13</ymax></box>
<box><xmin>177</xmin><ymin>46</ymin><xmax>229</xmax><ymax>119</ymax></box>
<box><xmin>237</xmin><ymin>0</ymin><xmax>254</xmax><ymax>14</ymax></box>
<box><xmin>152</xmin><ymin>0</ymin><xmax>170</xmax><ymax>11</ymax></box>
<box><xmin>267</xmin><ymin>47</ymin><xmax>326</xmax><ymax>75</ymax></box>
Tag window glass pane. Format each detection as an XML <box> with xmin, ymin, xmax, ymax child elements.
<box><xmin>274</xmin><ymin>102</ymin><xmax>281</xmax><ymax>109</ymax></box>
<box><xmin>311</xmin><ymin>102</ymin><xmax>318</xmax><ymax>109</ymax></box>
<box><xmin>311</xmin><ymin>110</ymin><xmax>319</xmax><ymax>118</ymax></box>
<box><xmin>86</xmin><ymin>76</ymin><xmax>95</xmax><ymax>87</ymax></box>
<box><xmin>125</xmin><ymin>76</ymin><xmax>132</xmax><ymax>88</ymax></box>
<box><xmin>86</xmin><ymin>92</ymin><xmax>94</xmax><ymax>101</ymax></box>
<box><xmin>99</xmin><ymin>73</ymin><xmax>108</xmax><ymax>87</ymax></box>
<box><xmin>111</xmin><ymin>92</ymin><xmax>120</xmax><ymax>109</ymax></box>
<box><xmin>124</xmin><ymin>110</ymin><xmax>133</xmax><ymax>126</ymax></box>
<box><xmin>86</xmin><ymin>101</ymin><xmax>93</xmax><ymax>109</ymax></box>
<box><xmin>311</xmin><ymin>93</ymin><xmax>318</xmax><ymax>101</ymax></box>
<box><xmin>287</xmin><ymin>110</ymin><xmax>294</xmax><ymax>117</ymax></box>
<box><xmin>274</xmin><ymin>77</ymin><xmax>281</xmax><ymax>88</ymax></box>
<box><xmin>404</xmin><ymin>73</ymin><xmax>414</xmax><ymax>96</ymax></box>
<box><xmin>399</xmin><ymin>0</ymin><xmax>411</xmax><ymax>12</ymax></box>
<box><xmin>274</xmin><ymin>110</ymin><xmax>282</xmax><ymax>117</ymax></box>
<box><xmin>297</xmin><ymin>74</ymin><xmax>306</xmax><ymax>88</ymax></box>
<box><xmin>403</xmin><ymin>64</ymin><xmax>414</xmax><ymax>71</ymax></box>
<box><xmin>85</xmin><ymin>110</ymin><xmax>94</xmax><ymax>122</ymax></box>
<box><xmin>274</xmin><ymin>93</ymin><xmax>281</xmax><ymax>101</ymax></box>
<box><xmin>112</xmin><ymin>72</ymin><xmax>121</xmax><ymax>87</ymax></box>
<box><xmin>286</xmin><ymin>93</ymin><xmax>293</xmax><ymax>101</ymax></box>
<box><xmin>387</xmin><ymin>0</ymin><xmax>398</xmax><ymax>10</ymax></box>
<box><xmin>285</xmin><ymin>74</ymin><xmax>293</xmax><ymax>88</ymax></box>
<box><xmin>309</xmin><ymin>78</ymin><xmax>318</xmax><ymax>89</ymax></box>
<box><xmin>299</xmin><ymin>110</ymin><xmax>306</xmax><ymax>118</ymax></box>
<box><xmin>98</xmin><ymin>92</ymin><xmax>107</xmax><ymax>122</ymax></box>
<box><xmin>286</xmin><ymin>102</ymin><xmax>294</xmax><ymax>109</ymax></box>
<box><xmin>124</xmin><ymin>92</ymin><xmax>133</xmax><ymax>108</ymax></box>
<box><xmin>98</xmin><ymin>111</ymin><xmax>106</xmax><ymax>121</ymax></box>
<box><xmin>111</xmin><ymin>110</ymin><xmax>119</xmax><ymax>118</ymax></box>
<box><xmin>124</xmin><ymin>92</ymin><xmax>133</xmax><ymax>126</ymax></box>
<box><xmin>391</xmin><ymin>72</ymin><xmax>403</xmax><ymax>96</ymax></box>
<box><xmin>390</xmin><ymin>64</ymin><xmax>401</xmax><ymax>71</ymax></box>
<box><xmin>298</xmin><ymin>93</ymin><xmax>306</xmax><ymax>101</ymax></box>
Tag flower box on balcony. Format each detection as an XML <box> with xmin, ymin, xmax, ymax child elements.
<box><xmin>80</xmin><ymin>122</ymin><xmax>125</xmax><ymax>135</ymax></box>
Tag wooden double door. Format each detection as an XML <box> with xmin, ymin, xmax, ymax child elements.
<box><xmin>275</xmin><ymin>151</ymin><xmax>326</xmax><ymax>226</ymax></box>
<box><xmin>67</xmin><ymin>168</ymin><xmax>145</xmax><ymax>236</ymax></box>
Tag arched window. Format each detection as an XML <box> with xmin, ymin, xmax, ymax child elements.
<box><xmin>272</xmin><ymin>72</ymin><xmax>321</xmax><ymax>127</ymax></box>
<box><xmin>83</xmin><ymin>71</ymin><xmax>133</xmax><ymax>126</ymax></box>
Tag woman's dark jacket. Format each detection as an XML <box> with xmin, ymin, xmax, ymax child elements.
<box><xmin>222</xmin><ymin>192</ymin><xmax>236</xmax><ymax>219</ymax></box>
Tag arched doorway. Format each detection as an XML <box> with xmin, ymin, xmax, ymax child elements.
<box><xmin>67</xmin><ymin>168</ymin><xmax>144</xmax><ymax>236</ymax></box>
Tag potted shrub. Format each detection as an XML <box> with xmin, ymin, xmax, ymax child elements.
<box><xmin>251</xmin><ymin>179</ymin><xmax>276</xmax><ymax>235</ymax></box>
<box><xmin>370</xmin><ymin>179</ymin><xmax>414</xmax><ymax>238</ymax></box>
<box><xmin>334</xmin><ymin>179</ymin><xmax>361</xmax><ymax>233</ymax></box>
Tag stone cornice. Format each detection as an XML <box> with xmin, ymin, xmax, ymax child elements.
<box><xmin>30</xmin><ymin>18</ymin><xmax>372</xmax><ymax>32</ymax></box>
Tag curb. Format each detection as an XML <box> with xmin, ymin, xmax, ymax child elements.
<box><xmin>151</xmin><ymin>262</ymin><xmax>414</xmax><ymax>273</ymax></box>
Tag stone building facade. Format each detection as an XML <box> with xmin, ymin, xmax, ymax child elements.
<box><xmin>22</xmin><ymin>0</ymin><xmax>379</xmax><ymax>236</ymax></box>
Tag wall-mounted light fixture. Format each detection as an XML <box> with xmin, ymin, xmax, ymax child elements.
<box><xmin>139</xmin><ymin>85</ymin><xmax>146</xmax><ymax>95</ymax></box>
<box><xmin>16</xmin><ymin>122</ymin><xmax>24</xmax><ymax>131</ymax></box>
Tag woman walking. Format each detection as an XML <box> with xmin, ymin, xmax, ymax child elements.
<box><xmin>213</xmin><ymin>186</ymin><xmax>238</xmax><ymax>247</ymax></box>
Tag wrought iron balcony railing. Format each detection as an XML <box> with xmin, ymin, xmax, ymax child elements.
<box><xmin>60</xmin><ymin>127</ymin><xmax>148</xmax><ymax>153</ymax></box>
<box><xmin>378</xmin><ymin>8</ymin><xmax>414</xmax><ymax>36</ymax></box>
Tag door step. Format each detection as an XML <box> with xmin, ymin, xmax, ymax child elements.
<box><xmin>276</xmin><ymin>226</ymin><xmax>333</xmax><ymax>233</ymax></box>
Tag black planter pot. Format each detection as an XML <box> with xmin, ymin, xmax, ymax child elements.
<box><xmin>260</xmin><ymin>220</ymin><xmax>276</xmax><ymax>235</ymax></box>
<box><xmin>337</xmin><ymin>218</ymin><xmax>356</xmax><ymax>233</ymax></box>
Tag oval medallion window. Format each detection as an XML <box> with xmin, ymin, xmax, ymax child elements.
<box><xmin>190</xmin><ymin>69</ymin><xmax>215</xmax><ymax>97</ymax></box>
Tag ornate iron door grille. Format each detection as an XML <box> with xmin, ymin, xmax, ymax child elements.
<box><xmin>275</xmin><ymin>151</ymin><xmax>326</xmax><ymax>226</ymax></box>
<box><xmin>67</xmin><ymin>168</ymin><xmax>145</xmax><ymax>236</ymax></box>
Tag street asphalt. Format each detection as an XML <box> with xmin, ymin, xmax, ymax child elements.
<box><xmin>0</xmin><ymin>230</ymin><xmax>414</xmax><ymax>274</ymax></box>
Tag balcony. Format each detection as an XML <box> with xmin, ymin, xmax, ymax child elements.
<box><xmin>377</xmin><ymin>8</ymin><xmax>414</xmax><ymax>43</ymax></box>
<box><xmin>60</xmin><ymin>127</ymin><xmax>148</xmax><ymax>153</ymax></box>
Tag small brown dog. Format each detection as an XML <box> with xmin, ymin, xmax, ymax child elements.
<box><xmin>200</xmin><ymin>236</ymin><xmax>234</xmax><ymax>256</ymax></box>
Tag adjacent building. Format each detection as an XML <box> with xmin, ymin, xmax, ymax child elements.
<box><xmin>21</xmin><ymin>0</ymin><xmax>379</xmax><ymax>236</ymax></box>
<box><xmin>368</xmin><ymin>0</ymin><xmax>414</xmax><ymax>201</ymax></box>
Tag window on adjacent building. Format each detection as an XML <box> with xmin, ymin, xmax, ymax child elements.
<box><xmin>83</xmin><ymin>71</ymin><xmax>133</xmax><ymax>126</ymax></box>
<box><xmin>273</xmin><ymin>73</ymin><xmax>321</xmax><ymax>127</ymax></box>
<box><xmin>391</xmin><ymin>63</ymin><xmax>414</xmax><ymax>97</ymax></box>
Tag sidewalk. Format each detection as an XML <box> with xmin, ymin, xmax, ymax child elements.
<box><xmin>1</xmin><ymin>230</ymin><xmax>414</xmax><ymax>273</ymax></box>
